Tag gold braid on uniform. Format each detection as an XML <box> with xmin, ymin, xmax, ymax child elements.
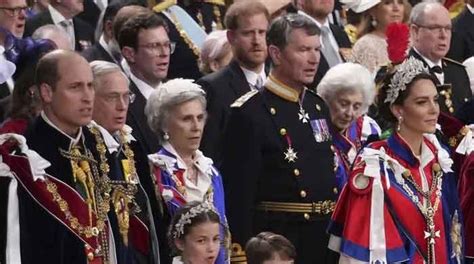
<box><xmin>89</xmin><ymin>125</ymin><xmax>140</xmax><ymax>246</ymax></box>
<box><xmin>168</xmin><ymin>10</ymin><xmax>201</xmax><ymax>57</ymax></box>
<box><xmin>58</xmin><ymin>146</ymin><xmax>111</xmax><ymax>263</ymax></box>
<box><xmin>152</xmin><ymin>0</ymin><xmax>202</xmax><ymax>53</ymax></box>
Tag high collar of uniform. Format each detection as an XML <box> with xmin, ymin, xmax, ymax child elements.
<box><xmin>265</xmin><ymin>74</ymin><xmax>304</xmax><ymax>103</ymax></box>
<box><xmin>40</xmin><ymin>111</ymin><xmax>82</xmax><ymax>150</ymax></box>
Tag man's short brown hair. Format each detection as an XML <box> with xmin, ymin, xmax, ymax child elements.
<box><xmin>245</xmin><ymin>232</ymin><xmax>296</xmax><ymax>264</ymax></box>
<box><xmin>224</xmin><ymin>1</ymin><xmax>270</xmax><ymax>30</ymax></box>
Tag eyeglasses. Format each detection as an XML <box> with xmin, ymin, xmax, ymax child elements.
<box><xmin>415</xmin><ymin>24</ymin><xmax>452</xmax><ymax>34</ymax></box>
<box><xmin>0</xmin><ymin>6</ymin><xmax>28</xmax><ymax>17</ymax></box>
<box><xmin>138</xmin><ymin>41</ymin><xmax>176</xmax><ymax>55</ymax></box>
<box><xmin>101</xmin><ymin>91</ymin><xmax>136</xmax><ymax>105</ymax></box>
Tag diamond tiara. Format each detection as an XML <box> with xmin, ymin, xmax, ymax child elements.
<box><xmin>172</xmin><ymin>202</ymin><xmax>218</xmax><ymax>239</ymax></box>
<box><xmin>384</xmin><ymin>57</ymin><xmax>430</xmax><ymax>104</ymax></box>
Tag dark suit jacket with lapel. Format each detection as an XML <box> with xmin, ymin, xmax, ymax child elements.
<box><xmin>197</xmin><ymin>60</ymin><xmax>251</xmax><ymax>166</ymax></box>
<box><xmin>310</xmin><ymin>24</ymin><xmax>351</xmax><ymax>90</ymax></box>
<box><xmin>125</xmin><ymin>81</ymin><xmax>172</xmax><ymax>264</ymax></box>
<box><xmin>453</xmin><ymin>7</ymin><xmax>474</xmax><ymax>59</ymax></box>
<box><xmin>24</xmin><ymin>10</ymin><xmax>95</xmax><ymax>52</ymax></box>
<box><xmin>126</xmin><ymin>81</ymin><xmax>160</xmax><ymax>156</ymax></box>
<box><xmin>409</xmin><ymin>48</ymin><xmax>472</xmax><ymax>113</ymax></box>
<box><xmin>81</xmin><ymin>42</ymin><xmax>115</xmax><ymax>63</ymax></box>
<box><xmin>76</xmin><ymin>0</ymin><xmax>101</xmax><ymax>30</ymax></box>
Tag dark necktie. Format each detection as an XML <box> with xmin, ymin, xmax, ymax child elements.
<box><xmin>431</xmin><ymin>65</ymin><xmax>443</xmax><ymax>74</ymax></box>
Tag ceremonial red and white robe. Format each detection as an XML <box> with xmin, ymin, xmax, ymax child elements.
<box><xmin>328</xmin><ymin>133</ymin><xmax>464</xmax><ymax>263</ymax></box>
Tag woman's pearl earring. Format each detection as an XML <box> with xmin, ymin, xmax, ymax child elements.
<box><xmin>397</xmin><ymin>116</ymin><xmax>403</xmax><ymax>132</ymax></box>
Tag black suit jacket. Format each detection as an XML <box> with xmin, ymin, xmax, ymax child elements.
<box><xmin>453</xmin><ymin>7</ymin><xmax>474</xmax><ymax>59</ymax></box>
<box><xmin>125</xmin><ymin>81</ymin><xmax>173</xmax><ymax>263</ymax></box>
<box><xmin>409</xmin><ymin>48</ymin><xmax>472</xmax><ymax>114</ymax></box>
<box><xmin>24</xmin><ymin>10</ymin><xmax>95</xmax><ymax>52</ymax></box>
<box><xmin>81</xmin><ymin>42</ymin><xmax>115</xmax><ymax>63</ymax></box>
<box><xmin>76</xmin><ymin>0</ymin><xmax>101</xmax><ymax>30</ymax></box>
<box><xmin>126</xmin><ymin>81</ymin><xmax>160</xmax><ymax>155</ymax></box>
<box><xmin>0</xmin><ymin>83</ymin><xmax>10</xmax><ymax>100</ymax></box>
<box><xmin>197</xmin><ymin>60</ymin><xmax>251</xmax><ymax>166</ymax></box>
<box><xmin>311</xmin><ymin>24</ymin><xmax>351</xmax><ymax>90</ymax></box>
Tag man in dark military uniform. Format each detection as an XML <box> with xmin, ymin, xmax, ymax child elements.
<box><xmin>221</xmin><ymin>13</ymin><xmax>337</xmax><ymax>264</ymax></box>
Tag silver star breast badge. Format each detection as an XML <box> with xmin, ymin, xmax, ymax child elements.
<box><xmin>284</xmin><ymin>147</ymin><xmax>298</xmax><ymax>163</ymax></box>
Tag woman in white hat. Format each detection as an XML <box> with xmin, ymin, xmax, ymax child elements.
<box><xmin>343</xmin><ymin>0</ymin><xmax>410</xmax><ymax>73</ymax></box>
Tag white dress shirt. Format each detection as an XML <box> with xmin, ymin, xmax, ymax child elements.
<box><xmin>129</xmin><ymin>73</ymin><xmax>159</xmax><ymax>100</ymax></box>
<box><xmin>48</xmin><ymin>5</ymin><xmax>75</xmax><ymax>49</ymax></box>
<box><xmin>240</xmin><ymin>66</ymin><xmax>266</xmax><ymax>90</ymax></box>
<box><xmin>414</xmin><ymin>48</ymin><xmax>444</xmax><ymax>84</ymax></box>
<box><xmin>298</xmin><ymin>10</ymin><xmax>342</xmax><ymax>63</ymax></box>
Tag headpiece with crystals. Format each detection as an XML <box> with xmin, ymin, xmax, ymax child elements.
<box><xmin>172</xmin><ymin>202</ymin><xmax>218</xmax><ymax>239</ymax></box>
<box><xmin>384</xmin><ymin>57</ymin><xmax>429</xmax><ymax>104</ymax></box>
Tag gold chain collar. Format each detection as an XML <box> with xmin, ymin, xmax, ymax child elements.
<box><xmin>89</xmin><ymin>125</ymin><xmax>140</xmax><ymax>246</ymax></box>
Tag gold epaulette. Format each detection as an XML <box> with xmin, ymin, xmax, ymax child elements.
<box><xmin>152</xmin><ymin>0</ymin><xmax>177</xmax><ymax>13</ymax></box>
<box><xmin>204</xmin><ymin>0</ymin><xmax>226</xmax><ymax>6</ymax></box>
<box><xmin>443</xmin><ymin>57</ymin><xmax>465</xmax><ymax>67</ymax></box>
<box><xmin>231</xmin><ymin>243</ymin><xmax>247</xmax><ymax>263</ymax></box>
<box><xmin>230</xmin><ymin>90</ymin><xmax>259</xmax><ymax>108</ymax></box>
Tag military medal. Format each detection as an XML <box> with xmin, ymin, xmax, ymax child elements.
<box><xmin>298</xmin><ymin>108</ymin><xmax>309</xmax><ymax>123</ymax></box>
<box><xmin>282</xmin><ymin>133</ymin><xmax>298</xmax><ymax>163</ymax></box>
<box><xmin>284</xmin><ymin>147</ymin><xmax>298</xmax><ymax>163</ymax></box>
<box><xmin>310</xmin><ymin>119</ymin><xmax>332</xmax><ymax>143</ymax></box>
<box><xmin>297</xmin><ymin>90</ymin><xmax>309</xmax><ymax>123</ymax></box>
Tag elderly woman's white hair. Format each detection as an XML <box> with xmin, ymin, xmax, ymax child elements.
<box><xmin>317</xmin><ymin>62</ymin><xmax>375</xmax><ymax>114</ymax></box>
<box><xmin>199</xmin><ymin>30</ymin><xmax>231</xmax><ymax>74</ymax></box>
<box><xmin>145</xmin><ymin>78</ymin><xmax>207</xmax><ymax>143</ymax></box>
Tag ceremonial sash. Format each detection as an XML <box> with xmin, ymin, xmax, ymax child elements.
<box><xmin>2</xmin><ymin>150</ymin><xmax>107</xmax><ymax>264</ymax></box>
<box><xmin>162</xmin><ymin>5</ymin><xmax>207</xmax><ymax>53</ymax></box>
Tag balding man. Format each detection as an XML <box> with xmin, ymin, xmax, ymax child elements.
<box><xmin>19</xmin><ymin>50</ymin><xmax>110</xmax><ymax>264</ymax></box>
<box><xmin>24</xmin><ymin>0</ymin><xmax>94</xmax><ymax>51</ymax></box>
<box><xmin>409</xmin><ymin>1</ymin><xmax>472</xmax><ymax>114</ymax></box>
<box><xmin>32</xmin><ymin>24</ymin><xmax>72</xmax><ymax>50</ymax></box>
